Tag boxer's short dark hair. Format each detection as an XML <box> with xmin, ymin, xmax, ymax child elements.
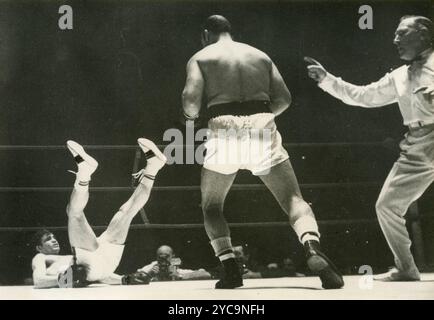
<box><xmin>203</xmin><ymin>15</ymin><xmax>231</xmax><ymax>34</ymax></box>
<box><xmin>31</xmin><ymin>229</ymin><xmax>52</xmax><ymax>249</ymax></box>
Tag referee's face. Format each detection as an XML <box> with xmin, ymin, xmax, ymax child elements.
<box><xmin>394</xmin><ymin>18</ymin><xmax>426</xmax><ymax>61</ymax></box>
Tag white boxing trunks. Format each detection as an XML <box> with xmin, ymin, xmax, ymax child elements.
<box><xmin>75</xmin><ymin>237</ymin><xmax>124</xmax><ymax>282</ymax></box>
<box><xmin>203</xmin><ymin>112</ymin><xmax>289</xmax><ymax>175</ymax></box>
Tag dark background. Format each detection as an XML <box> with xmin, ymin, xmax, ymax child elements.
<box><xmin>0</xmin><ymin>0</ymin><xmax>433</xmax><ymax>285</ymax></box>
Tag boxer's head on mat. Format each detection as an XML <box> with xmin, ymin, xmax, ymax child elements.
<box><xmin>32</xmin><ymin>229</ymin><xmax>60</xmax><ymax>255</ymax></box>
<box><xmin>201</xmin><ymin>15</ymin><xmax>232</xmax><ymax>47</ymax></box>
<box><xmin>395</xmin><ymin>15</ymin><xmax>433</xmax><ymax>61</ymax></box>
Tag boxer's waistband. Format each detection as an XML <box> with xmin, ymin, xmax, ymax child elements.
<box><xmin>208</xmin><ymin>100</ymin><xmax>272</xmax><ymax>119</ymax></box>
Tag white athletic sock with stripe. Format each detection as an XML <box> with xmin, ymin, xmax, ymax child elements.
<box><xmin>210</xmin><ymin>237</ymin><xmax>235</xmax><ymax>261</ymax></box>
<box><xmin>292</xmin><ymin>215</ymin><xmax>320</xmax><ymax>244</ymax></box>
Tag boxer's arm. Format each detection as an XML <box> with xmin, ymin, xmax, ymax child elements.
<box><xmin>100</xmin><ymin>273</ymin><xmax>123</xmax><ymax>285</ymax></box>
<box><xmin>318</xmin><ymin>72</ymin><xmax>397</xmax><ymax>108</ymax></box>
<box><xmin>31</xmin><ymin>254</ymin><xmax>58</xmax><ymax>289</ymax></box>
<box><xmin>137</xmin><ymin>261</ymin><xmax>157</xmax><ymax>274</ymax></box>
<box><xmin>269</xmin><ymin>62</ymin><xmax>292</xmax><ymax>116</ymax></box>
<box><xmin>182</xmin><ymin>58</ymin><xmax>204</xmax><ymax>120</ymax></box>
<box><xmin>177</xmin><ymin>268</ymin><xmax>212</xmax><ymax>280</ymax></box>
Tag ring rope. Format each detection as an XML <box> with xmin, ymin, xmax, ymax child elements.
<box><xmin>0</xmin><ymin>141</ymin><xmax>386</xmax><ymax>151</ymax></box>
<box><xmin>0</xmin><ymin>182</ymin><xmax>381</xmax><ymax>192</ymax></box>
<box><xmin>0</xmin><ymin>219</ymin><xmax>377</xmax><ymax>232</ymax></box>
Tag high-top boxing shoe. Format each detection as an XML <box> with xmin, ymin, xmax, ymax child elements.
<box><xmin>215</xmin><ymin>258</ymin><xmax>243</xmax><ymax>289</ymax></box>
<box><xmin>304</xmin><ymin>240</ymin><xmax>344</xmax><ymax>289</ymax></box>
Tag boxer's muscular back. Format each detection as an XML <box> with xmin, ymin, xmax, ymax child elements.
<box><xmin>195</xmin><ymin>41</ymin><xmax>272</xmax><ymax>107</ymax></box>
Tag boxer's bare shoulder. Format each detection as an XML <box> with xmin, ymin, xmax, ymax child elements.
<box><xmin>32</xmin><ymin>253</ymin><xmax>73</xmax><ymax>272</ymax></box>
<box><xmin>31</xmin><ymin>253</ymin><xmax>46</xmax><ymax>269</ymax></box>
<box><xmin>192</xmin><ymin>41</ymin><xmax>271</xmax><ymax>68</ymax></box>
<box><xmin>189</xmin><ymin>41</ymin><xmax>273</xmax><ymax>105</ymax></box>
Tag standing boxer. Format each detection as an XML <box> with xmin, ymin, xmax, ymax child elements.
<box><xmin>182</xmin><ymin>15</ymin><xmax>344</xmax><ymax>289</ymax></box>
<box><xmin>306</xmin><ymin>15</ymin><xmax>433</xmax><ymax>281</ymax></box>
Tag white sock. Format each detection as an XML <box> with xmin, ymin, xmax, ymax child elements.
<box><xmin>143</xmin><ymin>158</ymin><xmax>162</xmax><ymax>177</ymax></box>
<box><xmin>139</xmin><ymin>173</ymin><xmax>156</xmax><ymax>184</ymax></box>
<box><xmin>74</xmin><ymin>180</ymin><xmax>89</xmax><ymax>191</ymax></box>
<box><xmin>75</xmin><ymin>163</ymin><xmax>93</xmax><ymax>182</ymax></box>
<box><xmin>219</xmin><ymin>252</ymin><xmax>235</xmax><ymax>262</ymax></box>
<box><xmin>210</xmin><ymin>236</ymin><xmax>234</xmax><ymax>259</ymax></box>
<box><xmin>300</xmin><ymin>233</ymin><xmax>320</xmax><ymax>243</ymax></box>
<box><xmin>292</xmin><ymin>215</ymin><xmax>320</xmax><ymax>244</ymax></box>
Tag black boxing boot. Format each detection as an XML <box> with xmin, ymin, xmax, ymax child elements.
<box><xmin>215</xmin><ymin>258</ymin><xmax>243</xmax><ymax>289</ymax></box>
<box><xmin>304</xmin><ymin>240</ymin><xmax>344</xmax><ymax>289</ymax></box>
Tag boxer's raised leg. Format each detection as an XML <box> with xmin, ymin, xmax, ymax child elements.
<box><xmin>66</xmin><ymin>140</ymin><xmax>99</xmax><ymax>251</ymax></box>
<box><xmin>99</xmin><ymin>138</ymin><xmax>166</xmax><ymax>245</ymax></box>
<box><xmin>258</xmin><ymin>160</ymin><xmax>344</xmax><ymax>289</ymax></box>
<box><xmin>201</xmin><ymin>167</ymin><xmax>242</xmax><ymax>289</ymax></box>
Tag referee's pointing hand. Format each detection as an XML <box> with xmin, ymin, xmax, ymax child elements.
<box><xmin>304</xmin><ymin>56</ymin><xmax>327</xmax><ymax>83</ymax></box>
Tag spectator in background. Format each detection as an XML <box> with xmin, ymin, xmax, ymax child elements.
<box><xmin>233</xmin><ymin>245</ymin><xmax>302</xmax><ymax>279</ymax></box>
<box><xmin>233</xmin><ymin>245</ymin><xmax>262</xmax><ymax>279</ymax></box>
<box><xmin>262</xmin><ymin>257</ymin><xmax>304</xmax><ymax>278</ymax></box>
<box><xmin>138</xmin><ymin>245</ymin><xmax>211</xmax><ymax>281</ymax></box>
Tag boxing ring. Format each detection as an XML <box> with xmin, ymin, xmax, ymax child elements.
<box><xmin>1</xmin><ymin>142</ymin><xmax>434</xmax><ymax>300</ymax></box>
<box><xmin>2</xmin><ymin>275</ymin><xmax>434</xmax><ymax>300</ymax></box>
